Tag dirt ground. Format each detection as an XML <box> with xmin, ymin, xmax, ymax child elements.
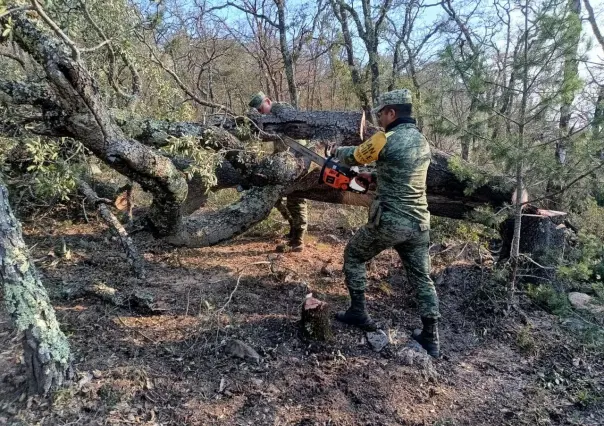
<box><xmin>1</xmin><ymin>202</ymin><xmax>603</xmax><ymax>425</ymax></box>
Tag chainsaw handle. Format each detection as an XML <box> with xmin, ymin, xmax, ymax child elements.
<box><xmin>325</xmin><ymin>142</ymin><xmax>338</xmax><ymax>157</ymax></box>
<box><xmin>349</xmin><ymin>175</ymin><xmax>370</xmax><ymax>194</ymax></box>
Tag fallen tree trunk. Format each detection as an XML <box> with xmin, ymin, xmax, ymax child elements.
<box><xmin>1</xmin><ymin>11</ymin><xmax>518</xmax><ymax>250</ymax></box>
<box><xmin>1</xmin><ymin>78</ymin><xmax>516</xmax><ymax>219</ymax></box>
<box><xmin>166</xmin><ymin>185</ymin><xmax>286</xmax><ymax>247</ymax></box>
<box><xmin>0</xmin><ymin>178</ymin><xmax>73</xmax><ymax>395</ymax></box>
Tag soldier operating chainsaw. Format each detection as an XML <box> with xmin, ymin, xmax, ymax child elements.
<box><xmin>249</xmin><ymin>92</ymin><xmax>308</xmax><ymax>253</ymax></box>
<box><xmin>330</xmin><ymin>89</ymin><xmax>441</xmax><ymax>358</ymax></box>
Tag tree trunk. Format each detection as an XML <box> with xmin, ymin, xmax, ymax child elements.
<box><xmin>275</xmin><ymin>0</ymin><xmax>298</xmax><ymax>107</ymax></box>
<box><xmin>499</xmin><ymin>205</ymin><xmax>568</xmax><ymax>281</ymax></box>
<box><xmin>330</xmin><ymin>1</ymin><xmax>371</xmax><ymax>114</ymax></box>
<box><xmin>0</xmin><ymin>179</ymin><xmax>73</xmax><ymax>395</ymax></box>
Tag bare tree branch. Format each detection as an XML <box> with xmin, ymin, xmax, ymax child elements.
<box><xmin>584</xmin><ymin>0</ymin><xmax>604</xmax><ymax>50</ymax></box>
<box><xmin>80</xmin><ymin>1</ymin><xmax>140</xmax><ymax>104</ymax></box>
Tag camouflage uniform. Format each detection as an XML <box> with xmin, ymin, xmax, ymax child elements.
<box><xmin>333</xmin><ymin>90</ymin><xmax>439</xmax><ymax>319</ymax></box>
<box><xmin>249</xmin><ymin>92</ymin><xmax>308</xmax><ymax>243</ymax></box>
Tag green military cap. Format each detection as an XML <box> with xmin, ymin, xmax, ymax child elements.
<box><xmin>249</xmin><ymin>91</ymin><xmax>267</xmax><ymax>109</ymax></box>
<box><xmin>371</xmin><ymin>88</ymin><xmax>412</xmax><ymax>114</ymax></box>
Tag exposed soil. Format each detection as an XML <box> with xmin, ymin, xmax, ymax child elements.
<box><xmin>1</xmin><ymin>203</ymin><xmax>603</xmax><ymax>425</ymax></box>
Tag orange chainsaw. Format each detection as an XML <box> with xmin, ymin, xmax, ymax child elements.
<box><xmin>280</xmin><ymin>136</ymin><xmax>369</xmax><ymax>194</ymax></box>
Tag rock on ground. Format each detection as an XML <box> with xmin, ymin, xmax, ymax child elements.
<box><xmin>568</xmin><ymin>292</ymin><xmax>604</xmax><ymax>314</ymax></box>
<box><xmin>366</xmin><ymin>330</ymin><xmax>391</xmax><ymax>352</ymax></box>
<box><xmin>224</xmin><ymin>339</ymin><xmax>261</xmax><ymax>363</ymax></box>
<box><xmin>397</xmin><ymin>340</ymin><xmax>435</xmax><ymax>376</ymax></box>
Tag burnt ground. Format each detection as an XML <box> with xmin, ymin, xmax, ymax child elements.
<box><xmin>1</xmin><ymin>202</ymin><xmax>603</xmax><ymax>426</ymax></box>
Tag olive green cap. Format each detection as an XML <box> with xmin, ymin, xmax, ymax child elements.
<box><xmin>249</xmin><ymin>91</ymin><xmax>267</xmax><ymax>109</ymax></box>
<box><xmin>371</xmin><ymin>89</ymin><xmax>412</xmax><ymax>114</ymax></box>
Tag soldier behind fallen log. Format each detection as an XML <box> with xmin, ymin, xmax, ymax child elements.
<box><xmin>330</xmin><ymin>89</ymin><xmax>441</xmax><ymax>358</ymax></box>
<box><xmin>249</xmin><ymin>91</ymin><xmax>308</xmax><ymax>253</ymax></box>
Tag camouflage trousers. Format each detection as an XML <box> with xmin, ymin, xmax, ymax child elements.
<box><xmin>275</xmin><ymin>197</ymin><xmax>308</xmax><ymax>234</ymax></box>
<box><xmin>343</xmin><ymin>211</ymin><xmax>440</xmax><ymax>319</ymax></box>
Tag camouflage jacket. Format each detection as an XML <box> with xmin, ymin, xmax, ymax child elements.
<box><xmin>269</xmin><ymin>102</ymin><xmax>294</xmax><ymax>117</ymax></box>
<box><xmin>334</xmin><ymin>121</ymin><xmax>431</xmax><ymax>228</ymax></box>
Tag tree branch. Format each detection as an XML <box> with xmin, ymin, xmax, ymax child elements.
<box><xmin>583</xmin><ymin>0</ymin><xmax>604</xmax><ymax>50</ymax></box>
<box><xmin>139</xmin><ymin>36</ymin><xmax>234</xmax><ymax>114</ymax></box>
<box><xmin>206</xmin><ymin>1</ymin><xmax>279</xmax><ymax>28</ymax></box>
<box><xmin>80</xmin><ymin>1</ymin><xmax>140</xmax><ymax>104</ymax></box>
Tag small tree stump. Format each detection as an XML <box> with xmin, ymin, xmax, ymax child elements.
<box><xmin>499</xmin><ymin>205</ymin><xmax>570</xmax><ymax>280</ymax></box>
<box><xmin>300</xmin><ymin>294</ymin><xmax>332</xmax><ymax>341</ymax></box>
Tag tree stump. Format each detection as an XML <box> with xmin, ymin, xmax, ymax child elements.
<box><xmin>300</xmin><ymin>294</ymin><xmax>332</xmax><ymax>341</ymax></box>
<box><xmin>499</xmin><ymin>205</ymin><xmax>570</xmax><ymax>279</ymax></box>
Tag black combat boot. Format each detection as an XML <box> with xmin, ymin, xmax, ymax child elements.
<box><xmin>335</xmin><ymin>289</ymin><xmax>377</xmax><ymax>331</ymax></box>
<box><xmin>412</xmin><ymin>317</ymin><xmax>440</xmax><ymax>358</ymax></box>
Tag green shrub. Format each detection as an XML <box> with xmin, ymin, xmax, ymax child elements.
<box><xmin>431</xmin><ymin>216</ymin><xmax>498</xmax><ymax>245</ymax></box>
<box><xmin>526</xmin><ymin>284</ymin><xmax>571</xmax><ymax>316</ymax></box>
<box><xmin>558</xmin><ymin>232</ymin><xmax>604</xmax><ymax>283</ymax></box>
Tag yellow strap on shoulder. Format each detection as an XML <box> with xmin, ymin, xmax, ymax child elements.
<box><xmin>353</xmin><ymin>131</ymin><xmax>390</xmax><ymax>164</ymax></box>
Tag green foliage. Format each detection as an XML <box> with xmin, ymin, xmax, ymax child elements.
<box><xmin>574</xmin><ymin>387</ymin><xmax>602</xmax><ymax>408</ymax></box>
<box><xmin>161</xmin><ymin>135</ymin><xmax>223</xmax><ymax>190</ymax></box>
<box><xmin>0</xmin><ymin>0</ymin><xmax>13</xmax><ymax>39</ymax></box>
<box><xmin>233</xmin><ymin>120</ymin><xmax>254</xmax><ymax>141</ymax></box>
<box><xmin>558</xmin><ymin>232</ymin><xmax>604</xmax><ymax>283</ymax></box>
<box><xmin>431</xmin><ymin>216</ymin><xmax>498</xmax><ymax>245</ymax></box>
<box><xmin>527</xmin><ymin>284</ymin><xmax>571</xmax><ymax>316</ymax></box>
<box><xmin>447</xmin><ymin>156</ymin><xmax>489</xmax><ymax>195</ymax></box>
<box><xmin>571</xmin><ymin>200</ymin><xmax>604</xmax><ymax>241</ymax></box>
<box><xmin>23</xmin><ymin>138</ymin><xmax>80</xmax><ymax>201</ymax></box>
<box><xmin>466</xmin><ymin>206</ymin><xmax>507</xmax><ymax>229</ymax></box>
<box><xmin>516</xmin><ymin>325</ymin><xmax>538</xmax><ymax>356</ymax></box>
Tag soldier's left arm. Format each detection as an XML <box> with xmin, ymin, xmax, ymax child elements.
<box><xmin>333</xmin><ymin>132</ymin><xmax>389</xmax><ymax>166</ymax></box>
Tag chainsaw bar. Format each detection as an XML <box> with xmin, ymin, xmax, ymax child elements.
<box><xmin>279</xmin><ymin>136</ymin><xmax>326</xmax><ymax>167</ymax></box>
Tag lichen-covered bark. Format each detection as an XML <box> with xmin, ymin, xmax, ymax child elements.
<box><xmin>0</xmin><ymin>180</ymin><xmax>72</xmax><ymax>395</ymax></box>
<box><xmin>166</xmin><ymin>185</ymin><xmax>286</xmax><ymax>247</ymax></box>
<box><xmin>121</xmin><ymin>118</ymin><xmax>245</xmax><ymax>151</ymax></box>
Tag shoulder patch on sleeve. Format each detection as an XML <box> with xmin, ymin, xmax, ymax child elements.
<box><xmin>353</xmin><ymin>131</ymin><xmax>389</xmax><ymax>164</ymax></box>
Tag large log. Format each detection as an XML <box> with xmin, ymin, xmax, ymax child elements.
<box><xmin>125</xmin><ymin>117</ymin><xmax>516</xmax><ymax>217</ymax></box>
<box><xmin>0</xmin><ymin>78</ymin><xmax>516</xmax><ymax>218</ymax></box>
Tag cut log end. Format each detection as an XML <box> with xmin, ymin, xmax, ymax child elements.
<box><xmin>300</xmin><ymin>294</ymin><xmax>333</xmax><ymax>341</ymax></box>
